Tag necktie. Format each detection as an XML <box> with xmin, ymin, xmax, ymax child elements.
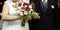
<box><xmin>42</xmin><ymin>0</ymin><xmax>48</xmax><ymax>9</ymax></box>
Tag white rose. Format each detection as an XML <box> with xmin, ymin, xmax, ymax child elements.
<box><xmin>24</xmin><ymin>11</ymin><xmax>28</xmax><ymax>15</ymax></box>
<box><xmin>17</xmin><ymin>10</ymin><xmax>24</xmax><ymax>16</ymax></box>
<box><xmin>19</xmin><ymin>11</ymin><xmax>24</xmax><ymax>16</ymax></box>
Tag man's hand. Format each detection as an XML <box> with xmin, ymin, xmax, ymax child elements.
<box><xmin>25</xmin><ymin>15</ymin><xmax>32</xmax><ymax>22</ymax></box>
<box><xmin>32</xmin><ymin>14</ymin><xmax>40</xmax><ymax>19</ymax></box>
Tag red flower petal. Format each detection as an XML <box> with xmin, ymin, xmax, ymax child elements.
<box><xmin>23</xmin><ymin>3</ymin><xmax>28</xmax><ymax>6</ymax></box>
<box><xmin>21</xmin><ymin>7</ymin><xmax>26</xmax><ymax>10</ymax></box>
<box><xmin>32</xmin><ymin>5</ymin><xmax>35</xmax><ymax>10</ymax></box>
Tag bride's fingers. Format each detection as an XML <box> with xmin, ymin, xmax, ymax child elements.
<box><xmin>28</xmin><ymin>16</ymin><xmax>32</xmax><ymax>20</ymax></box>
<box><xmin>25</xmin><ymin>19</ymin><xmax>28</xmax><ymax>22</ymax></box>
<box><xmin>25</xmin><ymin>16</ymin><xmax>32</xmax><ymax>21</ymax></box>
<box><xmin>33</xmin><ymin>15</ymin><xmax>38</xmax><ymax>19</ymax></box>
<box><xmin>33</xmin><ymin>14</ymin><xmax>40</xmax><ymax>19</ymax></box>
<box><xmin>37</xmin><ymin>15</ymin><xmax>40</xmax><ymax>19</ymax></box>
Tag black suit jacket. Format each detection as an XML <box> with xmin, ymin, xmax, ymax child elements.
<box><xmin>29</xmin><ymin>0</ymin><xmax>57</xmax><ymax>30</ymax></box>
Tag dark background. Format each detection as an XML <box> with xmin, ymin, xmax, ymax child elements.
<box><xmin>0</xmin><ymin>0</ymin><xmax>6</xmax><ymax>19</ymax></box>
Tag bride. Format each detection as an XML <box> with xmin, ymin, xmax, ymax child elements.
<box><xmin>1</xmin><ymin>0</ymin><xmax>31</xmax><ymax>30</ymax></box>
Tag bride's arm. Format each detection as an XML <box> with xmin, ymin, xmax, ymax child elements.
<box><xmin>2</xmin><ymin>2</ymin><xmax>22</xmax><ymax>21</ymax></box>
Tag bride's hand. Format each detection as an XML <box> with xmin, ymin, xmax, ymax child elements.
<box><xmin>19</xmin><ymin>16</ymin><xmax>24</xmax><ymax>20</ymax></box>
<box><xmin>28</xmin><ymin>15</ymin><xmax>32</xmax><ymax>20</ymax></box>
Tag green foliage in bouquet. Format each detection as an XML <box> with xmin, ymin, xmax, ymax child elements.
<box><xmin>22</xmin><ymin>0</ymin><xmax>37</xmax><ymax>27</ymax></box>
<box><xmin>22</xmin><ymin>11</ymin><xmax>31</xmax><ymax>26</ymax></box>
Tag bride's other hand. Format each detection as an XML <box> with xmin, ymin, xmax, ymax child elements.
<box><xmin>32</xmin><ymin>14</ymin><xmax>40</xmax><ymax>19</ymax></box>
<box><xmin>28</xmin><ymin>15</ymin><xmax>32</xmax><ymax>20</ymax></box>
<box><xmin>25</xmin><ymin>15</ymin><xmax>32</xmax><ymax>22</ymax></box>
<box><xmin>19</xmin><ymin>16</ymin><xmax>23</xmax><ymax>20</ymax></box>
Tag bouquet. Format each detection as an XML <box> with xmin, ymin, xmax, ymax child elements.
<box><xmin>13</xmin><ymin>2</ymin><xmax>40</xmax><ymax>27</ymax></box>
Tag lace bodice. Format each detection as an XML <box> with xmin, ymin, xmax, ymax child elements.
<box><xmin>5</xmin><ymin>1</ymin><xmax>18</xmax><ymax>15</ymax></box>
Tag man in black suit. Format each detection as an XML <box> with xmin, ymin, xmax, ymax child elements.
<box><xmin>29</xmin><ymin>0</ymin><xmax>57</xmax><ymax>30</ymax></box>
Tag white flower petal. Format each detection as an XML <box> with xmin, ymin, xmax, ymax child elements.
<box><xmin>29</xmin><ymin>5</ymin><xmax>32</xmax><ymax>9</ymax></box>
<box><xmin>30</xmin><ymin>9</ymin><xmax>33</xmax><ymax>11</ymax></box>
<box><xmin>19</xmin><ymin>12</ymin><xmax>24</xmax><ymax>16</ymax></box>
<box><xmin>24</xmin><ymin>11</ymin><xmax>28</xmax><ymax>15</ymax></box>
<box><xmin>25</xmin><ymin>5</ymin><xmax>27</xmax><ymax>7</ymax></box>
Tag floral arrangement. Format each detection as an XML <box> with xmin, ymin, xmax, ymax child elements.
<box><xmin>13</xmin><ymin>1</ymin><xmax>40</xmax><ymax>27</ymax></box>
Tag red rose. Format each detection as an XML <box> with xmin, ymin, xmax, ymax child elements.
<box><xmin>23</xmin><ymin>3</ymin><xmax>28</xmax><ymax>6</ymax></box>
<box><xmin>21</xmin><ymin>6</ymin><xmax>26</xmax><ymax>11</ymax></box>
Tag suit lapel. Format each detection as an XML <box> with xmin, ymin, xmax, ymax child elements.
<box><xmin>40</xmin><ymin>0</ymin><xmax>48</xmax><ymax>12</ymax></box>
<box><xmin>40</xmin><ymin>0</ymin><xmax>45</xmax><ymax>10</ymax></box>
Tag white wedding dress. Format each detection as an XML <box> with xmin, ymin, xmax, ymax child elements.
<box><xmin>2</xmin><ymin>1</ymin><xmax>29</xmax><ymax>30</ymax></box>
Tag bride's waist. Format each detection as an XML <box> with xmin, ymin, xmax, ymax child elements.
<box><xmin>3</xmin><ymin>19</ymin><xmax>23</xmax><ymax>24</ymax></box>
<box><xmin>3</xmin><ymin>20</ymin><xmax>29</xmax><ymax>26</ymax></box>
